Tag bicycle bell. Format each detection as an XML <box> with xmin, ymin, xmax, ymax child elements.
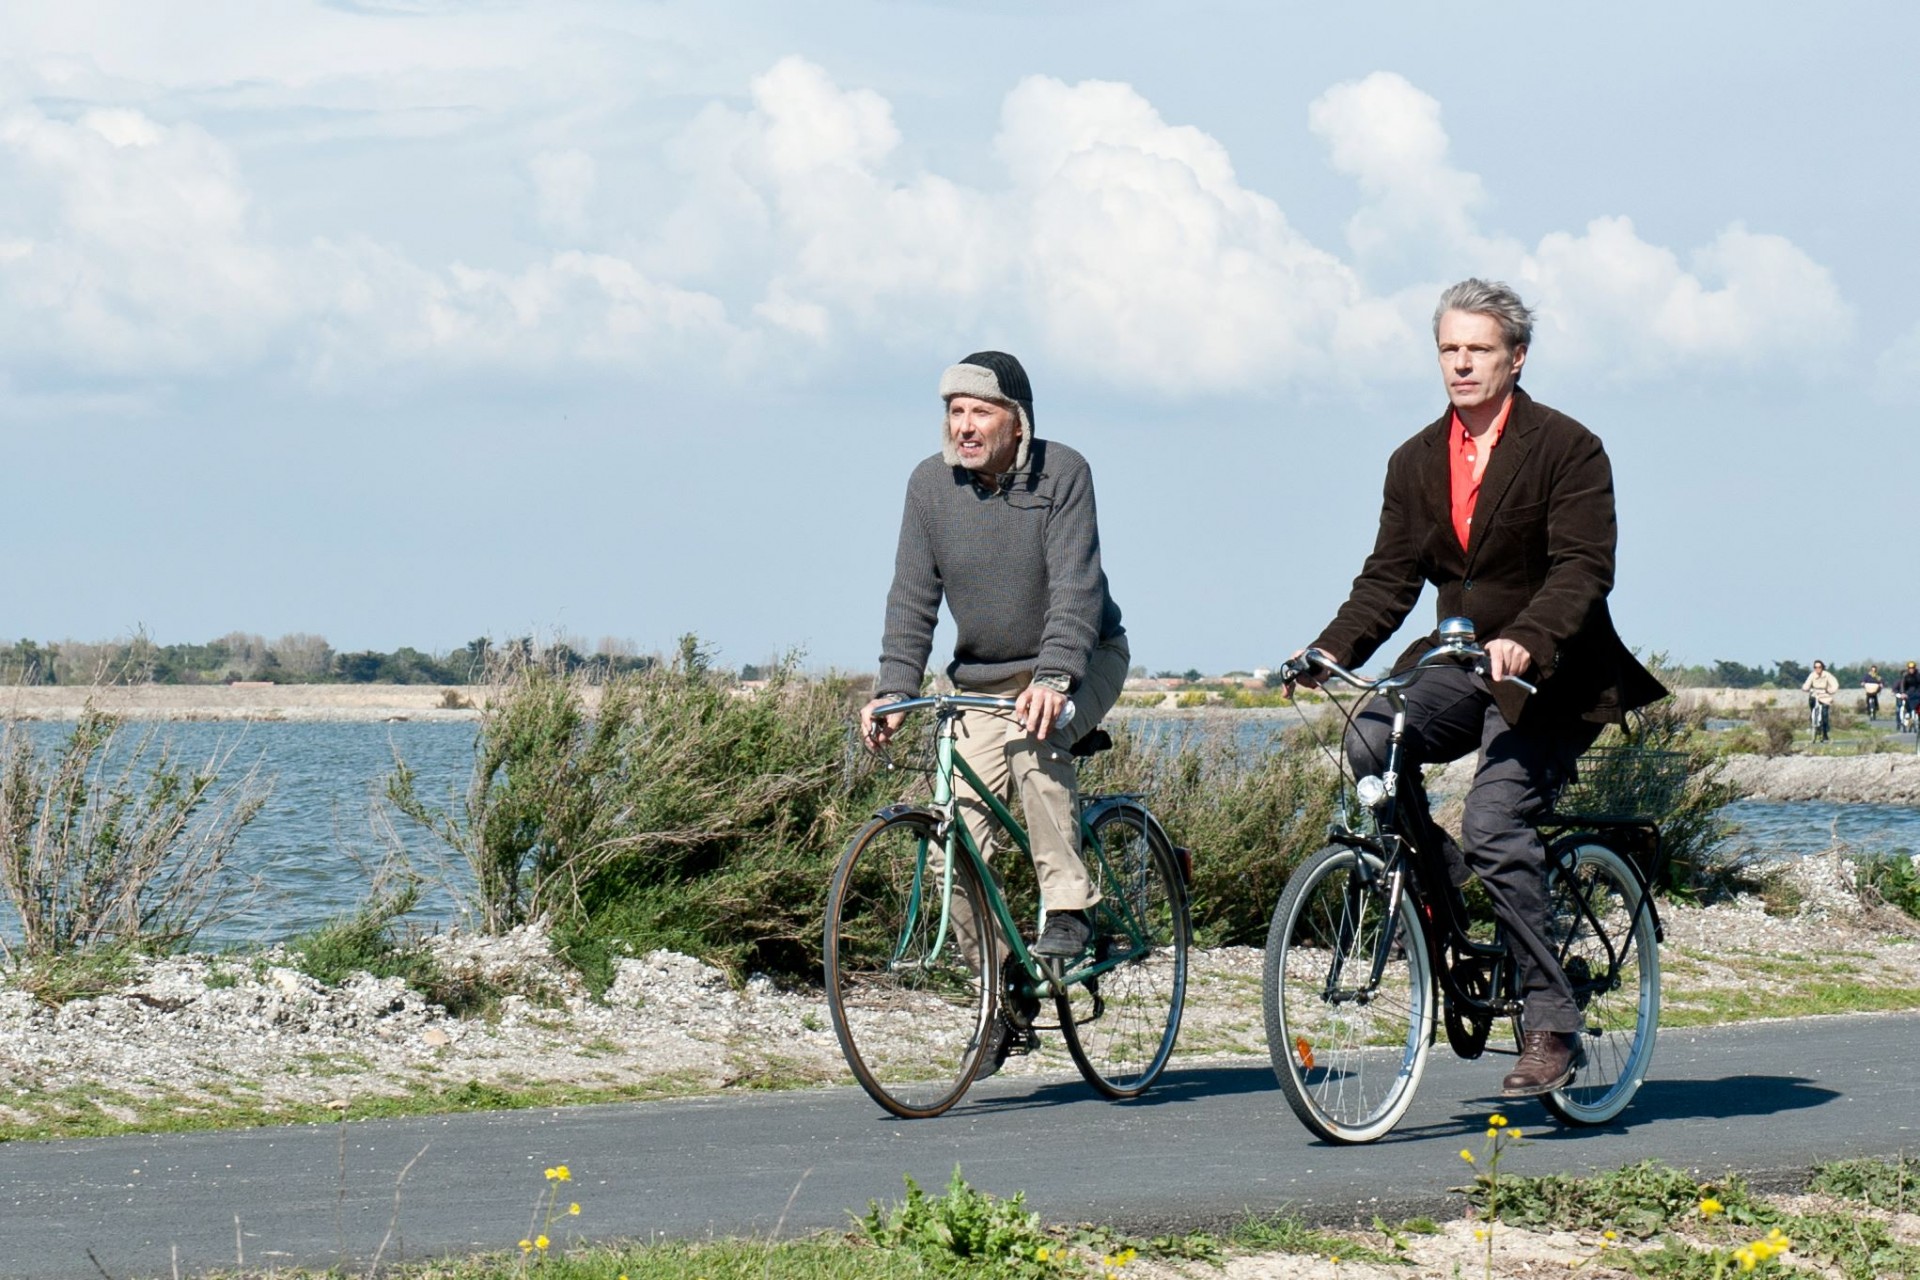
<box><xmin>1438</xmin><ymin>616</ymin><xmax>1477</xmax><ymax>646</ymax></box>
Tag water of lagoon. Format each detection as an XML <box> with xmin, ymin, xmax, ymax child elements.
<box><xmin>4</xmin><ymin>719</ymin><xmax>1916</xmax><ymax>947</ymax></box>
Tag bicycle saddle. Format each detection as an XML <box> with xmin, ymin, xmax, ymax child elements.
<box><xmin>1068</xmin><ymin>729</ymin><xmax>1112</xmax><ymax>758</ymax></box>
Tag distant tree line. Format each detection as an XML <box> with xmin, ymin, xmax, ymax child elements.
<box><xmin>0</xmin><ymin>633</ymin><xmax>660</xmax><ymax>686</ymax></box>
<box><xmin>1660</xmin><ymin>658</ymin><xmax>1908</xmax><ymax>689</ymax></box>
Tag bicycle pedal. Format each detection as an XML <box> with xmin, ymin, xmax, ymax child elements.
<box><xmin>1005</xmin><ymin>1024</ymin><xmax>1041</xmax><ymax>1057</ymax></box>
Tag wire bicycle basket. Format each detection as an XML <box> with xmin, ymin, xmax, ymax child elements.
<box><xmin>1550</xmin><ymin>745</ymin><xmax>1691</xmax><ymax>824</ymax></box>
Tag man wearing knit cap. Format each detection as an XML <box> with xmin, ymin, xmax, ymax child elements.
<box><xmin>861</xmin><ymin>350</ymin><xmax>1130</xmax><ymax>1076</ymax></box>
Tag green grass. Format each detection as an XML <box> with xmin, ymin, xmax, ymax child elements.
<box><xmin>156</xmin><ymin>1158</ymin><xmax>1920</xmax><ymax>1280</ymax></box>
<box><xmin>1661</xmin><ymin>981</ymin><xmax>1920</xmax><ymax>1026</ymax></box>
<box><xmin>0</xmin><ymin>1073</ymin><xmax>715</xmax><ymax>1145</ymax></box>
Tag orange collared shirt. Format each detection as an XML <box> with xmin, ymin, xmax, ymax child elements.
<box><xmin>1449</xmin><ymin>399</ymin><xmax>1512</xmax><ymax>551</ymax></box>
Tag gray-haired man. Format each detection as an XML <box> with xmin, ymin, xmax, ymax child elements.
<box><xmin>860</xmin><ymin>350</ymin><xmax>1130</xmax><ymax>1073</ymax></box>
<box><xmin>1297</xmin><ymin>280</ymin><xmax>1664</xmax><ymax>1097</ymax></box>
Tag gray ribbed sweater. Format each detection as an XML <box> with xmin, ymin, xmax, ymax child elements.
<box><xmin>876</xmin><ymin>438</ymin><xmax>1124</xmax><ymax>697</ymax></box>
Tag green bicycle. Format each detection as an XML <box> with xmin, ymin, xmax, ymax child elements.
<box><xmin>824</xmin><ymin>694</ymin><xmax>1191</xmax><ymax>1118</ymax></box>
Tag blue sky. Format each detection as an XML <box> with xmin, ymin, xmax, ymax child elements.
<box><xmin>2</xmin><ymin>1</ymin><xmax>1916</xmax><ymax>675</ymax></box>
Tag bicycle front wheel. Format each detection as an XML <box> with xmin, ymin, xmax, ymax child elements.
<box><xmin>1540</xmin><ymin>836</ymin><xmax>1660</xmax><ymax>1126</ymax></box>
<box><xmin>824</xmin><ymin>813</ymin><xmax>997</xmax><ymax>1118</ymax></box>
<box><xmin>1056</xmin><ymin>805</ymin><xmax>1190</xmax><ymax>1098</ymax></box>
<box><xmin>1264</xmin><ymin>844</ymin><xmax>1434</xmax><ymax>1144</ymax></box>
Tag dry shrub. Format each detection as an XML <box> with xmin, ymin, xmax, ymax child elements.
<box><xmin>0</xmin><ymin>706</ymin><xmax>268</xmax><ymax>963</ymax></box>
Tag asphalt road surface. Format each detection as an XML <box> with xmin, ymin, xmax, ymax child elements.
<box><xmin>3</xmin><ymin>1012</ymin><xmax>1915</xmax><ymax>1279</ymax></box>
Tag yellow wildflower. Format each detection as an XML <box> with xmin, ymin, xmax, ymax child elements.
<box><xmin>1036</xmin><ymin>1246</ymin><xmax>1050</xmax><ymax>1262</ymax></box>
<box><xmin>1699</xmin><ymin>1197</ymin><xmax>1724</xmax><ymax>1217</ymax></box>
<box><xmin>545</xmin><ymin>1164</ymin><xmax>572</xmax><ymax>1182</ymax></box>
<box><xmin>1508</xmin><ymin>1127</ymin><xmax>1522</xmax><ymax>1140</ymax></box>
<box><xmin>535</xmin><ymin>1234</ymin><xmax>550</xmax><ymax>1251</ymax></box>
<box><xmin>568</xmin><ymin>1202</ymin><xmax>581</xmax><ymax>1216</ymax></box>
<box><xmin>1460</xmin><ymin>1149</ymin><xmax>1475</xmax><ymax>1163</ymax></box>
<box><xmin>1487</xmin><ymin>1128</ymin><xmax>1499</xmax><ymax>1140</ymax></box>
<box><xmin>518</xmin><ymin>1239</ymin><xmax>533</xmax><ymax>1253</ymax></box>
<box><xmin>1603</xmin><ymin>1230</ymin><xmax>1617</xmax><ymax>1240</ymax></box>
<box><xmin>1489</xmin><ymin>1114</ymin><xmax>1508</xmax><ymax>1127</ymax></box>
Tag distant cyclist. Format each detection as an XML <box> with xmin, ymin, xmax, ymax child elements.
<box><xmin>1802</xmin><ymin>660</ymin><xmax>1839</xmax><ymax>743</ymax></box>
<box><xmin>1862</xmin><ymin>666</ymin><xmax>1885</xmax><ymax>721</ymax></box>
<box><xmin>1896</xmin><ymin>662</ymin><xmax>1920</xmax><ymax>730</ymax></box>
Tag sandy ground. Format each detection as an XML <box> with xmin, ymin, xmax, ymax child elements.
<box><xmin>2</xmin><ymin>683</ymin><xmax>484</xmax><ymax>722</ymax></box>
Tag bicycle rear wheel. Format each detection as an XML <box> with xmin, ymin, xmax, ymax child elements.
<box><xmin>1540</xmin><ymin>836</ymin><xmax>1660</xmax><ymax>1126</ymax></box>
<box><xmin>1056</xmin><ymin>805</ymin><xmax>1190</xmax><ymax>1098</ymax></box>
<box><xmin>1263</xmin><ymin>844</ymin><xmax>1434</xmax><ymax>1144</ymax></box>
<box><xmin>825</xmin><ymin>813</ymin><xmax>997</xmax><ymax>1118</ymax></box>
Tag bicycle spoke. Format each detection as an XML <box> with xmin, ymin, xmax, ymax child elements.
<box><xmin>1265</xmin><ymin>845</ymin><xmax>1432</xmax><ymax>1144</ymax></box>
<box><xmin>826</xmin><ymin>815</ymin><xmax>995</xmax><ymax>1118</ymax></box>
<box><xmin>1541</xmin><ymin>839</ymin><xmax>1659</xmax><ymax>1126</ymax></box>
<box><xmin>1058</xmin><ymin>807</ymin><xmax>1188</xmax><ymax>1098</ymax></box>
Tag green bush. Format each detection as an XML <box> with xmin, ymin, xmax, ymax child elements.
<box><xmin>391</xmin><ymin>638</ymin><xmax>892</xmax><ymax>983</ymax></box>
<box><xmin>1856</xmin><ymin>855</ymin><xmax>1920</xmax><ymax>921</ymax></box>
<box><xmin>0</xmin><ymin>707</ymin><xmax>268</xmax><ymax>962</ymax></box>
<box><xmin>1080</xmin><ymin>720</ymin><xmax>1343</xmax><ymax>947</ymax></box>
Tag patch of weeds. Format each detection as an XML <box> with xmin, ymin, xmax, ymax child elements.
<box><xmin>1755</xmin><ymin>866</ymin><xmax>1806</xmax><ymax>917</ymax></box>
<box><xmin>1227</xmin><ymin>1212</ymin><xmax>1398</xmax><ymax>1264</ymax></box>
<box><xmin>285</xmin><ymin>878</ymin><xmax>430</xmax><ymax>987</ymax></box>
<box><xmin>728</xmin><ymin>1053</ymin><xmax>836</xmax><ymax>1092</ymax></box>
<box><xmin>1480</xmin><ymin>1158</ymin><xmax>1719</xmax><ymax>1239</ymax></box>
<box><xmin>1809</xmin><ymin>1155</ymin><xmax>1920</xmax><ymax>1212</ymax></box>
<box><xmin>860</xmin><ymin>1168</ymin><xmax>1059</xmax><ymax>1275</ymax></box>
<box><xmin>578</xmin><ymin>1035</ymin><xmax>624</xmax><ymax>1056</ymax></box>
<box><xmin>1856</xmin><ymin>855</ymin><xmax>1920</xmax><ymax>921</ymax></box>
<box><xmin>12</xmin><ymin>946</ymin><xmax>139</xmax><ymax>1007</ymax></box>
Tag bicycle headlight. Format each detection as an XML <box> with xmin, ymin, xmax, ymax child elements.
<box><xmin>1355</xmin><ymin>775</ymin><xmax>1389</xmax><ymax>810</ymax></box>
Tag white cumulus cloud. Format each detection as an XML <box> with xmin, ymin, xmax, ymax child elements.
<box><xmin>0</xmin><ymin>52</ymin><xmax>1857</xmax><ymax>396</ymax></box>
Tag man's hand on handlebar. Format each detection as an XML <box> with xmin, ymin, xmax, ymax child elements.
<box><xmin>1015</xmin><ymin>682</ymin><xmax>1069</xmax><ymax>741</ymax></box>
<box><xmin>1483</xmin><ymin>638</ymin><xmax>1533</xmax><ymax>685</ymax></box>
<box><xmin>860</xmin><ymin>696</ymin><xmax>907</xmax><ymax>749</ymax></box>
<box><xmin>1282</xmin><ymin>648</ymin><xmax>1338</xmax><ymax>693</ymax></box>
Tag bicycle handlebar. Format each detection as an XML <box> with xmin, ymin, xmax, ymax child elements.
<box><xmin>868</xmin><ymin>692</ymin><xmax>1079</xmax><ymax>722</ymax></box>
<box><xmin>1282</xmin><ymin>620</ymin><xmax>1539</xmax><ymax>698</ymax></box>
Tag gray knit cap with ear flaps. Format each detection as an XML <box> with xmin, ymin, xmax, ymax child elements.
<box><xmin>939</xmin><ymin>350</ymin><xmax>1032</xmax><ymax>471</ymax></box>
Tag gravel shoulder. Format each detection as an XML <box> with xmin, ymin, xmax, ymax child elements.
<box><xmin>3</xmin><ymin>854</ymin><xmax>1916</xmax><ymax>1143</ymax></box>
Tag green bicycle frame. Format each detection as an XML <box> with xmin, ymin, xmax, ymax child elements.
<box><xmin>896</xmin><ymin>714</ymin><xmax>1158</xmax><ymax>997</ymax></box>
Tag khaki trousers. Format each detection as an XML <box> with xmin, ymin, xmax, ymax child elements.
<box><xmin>951</xmin><ymin>635</ymin><xmax>1131</xmax><ymax>917</ymax></box>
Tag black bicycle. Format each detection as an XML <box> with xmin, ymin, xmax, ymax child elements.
<box><xmin>1261</xmin><ymin>618</ymin><xmax>1663</xmax><ymax>1144</ymax></box>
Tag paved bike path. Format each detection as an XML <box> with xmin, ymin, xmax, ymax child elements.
<box><xmin>2</xmin><ymin>1013</ymin><xmax>1915</xmax><ymax>1279</ymax></box>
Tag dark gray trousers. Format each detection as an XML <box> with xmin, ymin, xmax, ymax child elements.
<box><xmin>1344</xmin><ymin>664</ymin><xmax>1601</xmax><ymax>1034</ymax></box>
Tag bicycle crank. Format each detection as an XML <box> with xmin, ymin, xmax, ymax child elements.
<box><xmin>1443</xmin><ymin>954</ymin><xmax>1495</xmax><ymax>1059</ymax></box>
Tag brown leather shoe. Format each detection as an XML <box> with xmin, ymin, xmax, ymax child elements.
<box><xmin>1502</xmin><ymin>1031</ymin><xmax>1576</xmax><ymax>1096</ymax></box>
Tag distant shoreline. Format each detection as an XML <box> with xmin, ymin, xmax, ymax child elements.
<box><xmin>1</xmin><ymin>684</ymin><xmax>484</xmax><ymax>723</ymax></box>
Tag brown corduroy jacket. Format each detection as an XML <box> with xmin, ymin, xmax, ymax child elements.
<box><xmin>1312</xmin><ymin>388</ymin><xmax>1666</xmax><ymax>728</ymax></box>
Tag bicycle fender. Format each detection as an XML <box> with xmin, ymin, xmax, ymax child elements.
<box><xmin>1550</xmin><ymin>831</ymin><xmax>1666</xmax><ymax>942</ymax></box>
<box><xmin>871</xmin><ymin>801</ymin><xmax>942</xmax><ymax>825</ymax></box>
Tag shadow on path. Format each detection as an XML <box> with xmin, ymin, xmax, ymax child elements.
<box><xmin>963</xmin><ymin>1062</ymin><xmax>1278</xmax><ymax>1115</ymax></box>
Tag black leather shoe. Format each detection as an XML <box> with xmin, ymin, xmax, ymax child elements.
<box><xmin>973</xmin><ymin>1013</ymin><xmax>1038</xmax><ymax>1080</ymax></box>
<box><xmin>1501</xmin><ymin>1031</ymin><xmax>1576</xmax><ymax>1096</ymax></box>
<box><xmin>1033</xmin><ymin>908</ymin><xmax>1092</xmax><ymax>958</ymax></box>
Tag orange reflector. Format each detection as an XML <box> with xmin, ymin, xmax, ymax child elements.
<box><xmin>1295</xmin><ymin>1037</ymin><xmax>1315</xmax><ymax>1071</ymax></box>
